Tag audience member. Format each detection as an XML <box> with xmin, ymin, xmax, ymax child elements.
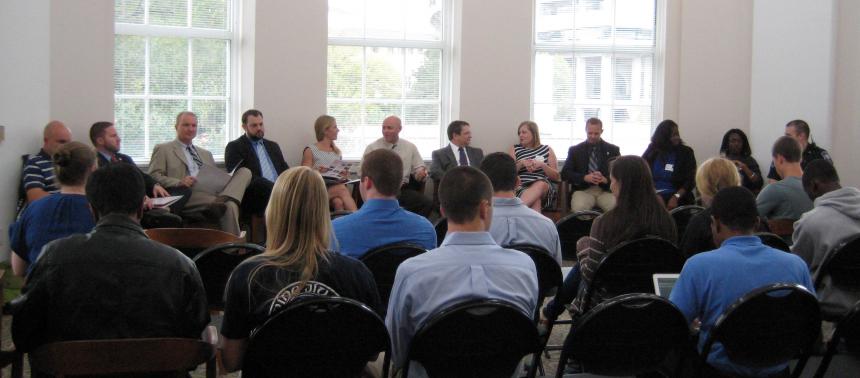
<box><xmin>756</xmin><ymin>136</ymin><xmax>813</xmax><ymax>222</ymax></box>
<box><xmin>680</xmin><ymin>158</ymin><xmax>741</xmax><ymax>258</ymax></box>
<box><xmin>544</xmin><ymin>156</ymin><xmax>676</xmax><ymax>319</ymax></box>
<box><xmin>386</xmin><ymin>166</ymin><xmax>538</xmax><ymax>377</ymax></box>
<box><xmin>719</xmin><ymin>128</ymin><xmax>763</xmax><ymax>194</ymax></box>
<box><xmin>481</xmin><ymin>152</ymin><xmax>562</xmax><ymax>264</ymax></box>
<box><xmin>509</xmin><ymin>121</ymin><xmax>560</xmax><ymax>212</ymax></box>
<box><xmin>364</xmin><ymin>115</ymin><xmax>433</xmax><ymax>217</ymax></box>
<box><xmin>561</xmin><ymin>117</ymin><xmax>620</xmax><ymax>212</ymax></box>
<box><xmin>767</xmin><ymin>119</ymin><xmax>833</xmax><ymax>182</ymax></box>
<box><xmin>302</xmin><ymin>115</ymin><xmax>357</xmax><ymax>211</ymax></box>
<box><xmin>792</xmin><ymin>160</ymin><xmax>860</xmax><ymax>318</ymax></box>
<box><xmin>9</xmin><ymin>141</ymin><xmax>96</xmax><ymax>277</ymax></box>
<box><xmin>225</xmin><ymin>109</ymin><xmax>290</xmax><ymax>215</ymax></box>
<box><xmin>429</xmin><ymin>120</ymin><xmax>484</xmax><ymax>181</ymax></box>
<box><xmin>643</xmin><ymin>119</ymin><xmax>697</xmax><ymax>209</ymax></box>
<box><xmin>21</xmin><ymin>120</ymin><xmax>72</xmax><ymax>203</ymax></box>
<box><xmin>220</xmin><ymin>166</ymin><xmax>381</xmax><ymax>372</ymax></box>
<box><xmin>333</xmin><ymin>149</ymin><xmax>436</xmax><ymax>258</ymax></box>
<box><xmin>12</xmin><ymin>163</ymin><xmax>209</xmax><ymax>352</ymax></box>
<box><xmin>670</xmin><ymin>186</ymin><xmax>813</xmax><ymax>377</ymax></box>
<box><xmin>148</xmin><ymin>111</ymin><xmax>252</xmax><ymax>235</ymax></box>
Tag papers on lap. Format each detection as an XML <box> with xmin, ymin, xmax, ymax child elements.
<box><xmin>151</xmin><ymin>195</ymin><xmax>184</xmax><ymax>208</ymax></box>
<box><xmin>195</xmin><ymin>164</ymin><xmax>232</xmax><ymax>194</ymax></box>
<box><xmin>321</xmin><ymin>160</ymin><xmax>357</xmax><ymax>184</ymax></box>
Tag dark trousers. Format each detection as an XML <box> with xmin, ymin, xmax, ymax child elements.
<box><xmin>398</xmin><ymin>178</ymin><xmax>433</xmax><ymax>218</ymax></box>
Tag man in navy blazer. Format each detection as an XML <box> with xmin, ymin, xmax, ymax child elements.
<box><xmin>430</xmin><ymin>120</ymin><xmax>484</xmax><ymax>182</ymax></box>
<box><xmin>561</xmin><ymin>117</ymin><xmax>620</xmax><ymax>212</ymax></box>
<box><xmin>224</xmin><ymin>109</ymin><xmax>289</xmax><ymax>214</ymax></box>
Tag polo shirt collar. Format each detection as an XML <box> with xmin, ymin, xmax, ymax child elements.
<box><xmin>361</xmin><ymin>198</ymin><xmax>400</xmax><ymax>210</ymax></box>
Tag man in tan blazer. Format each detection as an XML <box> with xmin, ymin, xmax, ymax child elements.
<box><xmin>149</xmin><ymin>111</ymin><xmax>252</xmax><ymax>235</ymax></box>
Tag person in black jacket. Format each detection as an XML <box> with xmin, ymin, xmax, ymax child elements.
<box><xmin>643</xmin><ymin>119</ymin><xmax>697</xmax><ymax>209</ymax></box>
<box><xmin>719</xmin><ymin>129</ymin><xmax>763</xmax><ymax>194</ymax></box>
<box><xmin>561</xmin><ymin>117</ymin><xmax>620</xmax><ymax>212</ymax></box>
<box><xmin>224</xmin><ymin>109</ymin><xmax>290</xmax><ymax>215</ymax></box>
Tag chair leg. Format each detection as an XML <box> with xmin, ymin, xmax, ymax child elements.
<box><xmin>382</xmin><ymin>350</ymin><xmax>391</xmax><ymax>378</ymax></box>
<box><xmin>791</xmin><ymin>352</ymin><xmax>810</xmax><ymax>378</ymax></box>
<box><xmin>813</xmin><ymin>337</ymin><xmax>841</xmax><ymax>378</ymax></box>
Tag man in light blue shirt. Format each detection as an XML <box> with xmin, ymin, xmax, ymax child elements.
<box><xmin>670</xmin><ymin>186</ymin><xmax>814</xmax><ymax>377</ymax></box>
<box><xmin>385</xmin><ymin>166</ymin><xmax>539</xmax><ymax>377</ymax></box>
<box><xmin>333</xmin><ymin>149</ymin><xmax>436</xmax><ymax>258</ymax></box>
<box><xmin>480</xmin><ymin>152</ymin><xmax>562</xmax><ymax>264</ymax></box>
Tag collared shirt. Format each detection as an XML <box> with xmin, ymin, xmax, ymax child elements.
<box><xmin>755</xmin><ymin>176</ymin><xmax>813</xmax><ymax>220</ymax></box>
<box><xmin>332</xmin><ymin>198</ymin><xmax>436</xmax><ymax>258</ymax></box>
<box><xmin>179</xmin><ymin>141</ymin><xmax>201</xmax><ymax>177</ymax></box>
<box><xmin>669</xmin><ymin>235</ymin><xmax>814</xmax><ymax>377</ymax></box>
<box><xmin>364</xmin><ymin>138</ymin><xmax>425</xmax><ymax>184</ymax></box>
<box><xmin>98</xmin><ymin>151</ymin><xmax>114</xmax><ymax>163</ymax></box>
<box><xmin>248</xmin><ymin>136</ymin><xmax>278</xmax><ymax>182</ymax></box>
<box><xmin>489</xmin><ymin>197</ymin><xmax>562</xmax><ymax>264</ymax></box>
<box><xmin>449</xmin><ymin>143</ymin><xmax>469</xmax><ymax>166</ymax></box>
<box><xmin>22</xmin><ymin>149</ymin><xmax>59</xmax><ymax>194</ymax></box>
<box><xmin>385</xmin><ymin>231</ymin><xmax>538</xmax><ymax>376</ymax></box>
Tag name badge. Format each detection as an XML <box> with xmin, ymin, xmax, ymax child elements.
<box><xmin>665</xmin><ymin>163</ymin><xmax>674</xmax><ymax>172</ymax></box>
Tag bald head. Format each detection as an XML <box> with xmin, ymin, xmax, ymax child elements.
<box><xmin>43</xmin><ymin>120</ymin><xmax>72</xmax><ymax>155</ymax></box>
<box><xmin>382</xmin><ymin>115</ymin><xmax>402</xmax><ymax>144</ymax></box>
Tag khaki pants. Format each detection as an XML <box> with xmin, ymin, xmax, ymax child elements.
<box><xmin>570</xmin><ymin>185</ymin><xmax>615</xmax><ymax>212</ymax></box>
<box><xmin>184</xmin><ymin>167</ymin><xmax>252</xmax><ymax>235</ymax></box>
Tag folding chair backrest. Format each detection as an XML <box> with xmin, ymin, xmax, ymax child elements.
<box><xmin>504</xmin><ymin>244</ymin><xmax>563</xmax><ymax>301</ymax></box>
<box><xmin>670</xmin><ymin>205</ymin><xmax>705</xmax><ymax>242</ymax></box>
<box><xmin>756</xmin><ymin>232</ymin><xmax>791</xmax><ymax>252</ymax></box>
<box><xmin>29</xmin><ymin>338</ymin><xmax>214</xmax><ymax>377</ymax></box>
<box><xmin>583</xmin><ymin>237</ymin><xmax>684</xmax><ymax>312</ymax></box>
<box><xmin>243</xmin><ymin>296</ymin><xmax>389</xmax><ymax>378</ymax></box>
<box><xmin>193</xmin><ymin>242</ymin><xmax>265</xmax><ymax>311</ymax></box>
<box><xmin>145</xmin><ymin>228</ymin><xmax>246</xmax><ymax>258</ymax></box>
<box><xmin>433</xmin><ymin>217</ymin><xmax>448</xmax><ymax>247</ymax></box>
<box><xmin>406</xmin><ymin>299</ymin><xmax>539</xmax><ymax>378</ymax></box>
<box><xmin>556</xmin><ymin>210</ymin><xmax>601</xmax><ymax>260</ymax></box>
<box><xmin>560</xmin><ymin>293</ymin><xmax>690</xmax><ymax>377</ymax></box>
<box><xmin>816</xmin><ymin>235</ymin><xmax>860</xmax><ymax>289</ymax></box>
<box><xmin>359</xmin><ymin>242</ymin><xmax>426</xmax><ymax>312</ymax></box>
<box><xmin>703</xmin><ymin>283</ymin><xmax>820</xmax><ymax>369</ymax></box>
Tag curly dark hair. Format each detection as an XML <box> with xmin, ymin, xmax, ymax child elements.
<box><xmin>719</xmin><ymin>128</ymin><xmax>752</xmax><ymax>157</ymax></box>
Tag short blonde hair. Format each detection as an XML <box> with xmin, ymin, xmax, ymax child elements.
<box><xmin>261</xmin><ymin>166</ymin><xmax>332</xmax><ymax>283</ymax></box>
<box><xmin>313</xmin><ymin>115</ymin><xmax>340</xmax><ymax>155</ymax></box>
<box><xmin>518</xmin><ymin>121</ymin><xmax>541</xmax><ymax>147</ymax></box>
<box><xmin>696</xmin><ymin>158</ymin><xmax>741</xmax><ymax>199</ymax></box>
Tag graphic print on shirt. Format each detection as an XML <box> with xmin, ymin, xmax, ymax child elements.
<box><xmin>267</xmin><ymin>281</ymin><xmax>340</xmax><ymax>315</ymax></box>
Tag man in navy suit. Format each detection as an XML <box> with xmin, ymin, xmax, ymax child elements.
<box><xmin>224</xmin><ymin>109</ymin><xmax>289</xmax><ymax>215</ymax></box>
<box><xmin>561</xmin><ymin>117</ymin><xmax>620</xmax><ymax>212</ymax></box>
<box><xmin>430</xmin><ymin>120</ymin><xmax>485</xmax><ymax>182</ymax></box>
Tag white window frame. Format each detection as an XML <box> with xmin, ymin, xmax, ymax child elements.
<box><xmin>326</xmin><ymin>0</ymin><xmax>453</xmax><ymax>160</ymax></box>
<box><xmin>530</xmin><ymin>0</ymin><xmax>666</xmax><ymax>157</ymax></box>
<box><xmin>114</xmin><ymin>0</ymin><xmax>242</xmax><ymax>163</ymax></box>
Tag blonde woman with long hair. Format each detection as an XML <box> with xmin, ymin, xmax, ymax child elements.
<box><xmin>301</xmin><ymin>115</ymin><xmax>358</xmax><ymax>211</ymax></box>
<box><xmin>219</xmin><ymin>166</ymin><xmax>380</xmax><ymax>373</ymax></box>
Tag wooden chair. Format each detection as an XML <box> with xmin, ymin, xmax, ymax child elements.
<box><xmin>29</xmin><ymin>337</ymin><xmax>216</xmax><ymax>378</ymax></box>
<box><xmin>145</xmin><ymin>228</ymin><xmax>246</xmax><ymax>258</ymax></box>
<box><xmin>766</xmin><ymin>218</ymin><xmax>796</xmax><ymax>241</ymax></box>
<box><xmin>0</xmin><ymin>270</ymin><xmax>23</xmax><ymax>378</ymax></box>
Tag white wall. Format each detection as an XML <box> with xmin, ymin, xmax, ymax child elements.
<box><xmin>832</xmin><ymin>0</ymin><xmax>860</xmax><ymax>187</ymax></box>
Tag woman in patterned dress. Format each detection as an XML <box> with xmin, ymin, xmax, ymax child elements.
<box><xmin>507</xmin><ymin>121</ymin><xmax>560</xmax><ymax>212</ymax></box>
<box><xmin>301</xmin><ymin>115</ymin><xmax>357</xmax><ymax>211</ymax></box>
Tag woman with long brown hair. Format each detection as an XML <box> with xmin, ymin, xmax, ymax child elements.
<box><xmin>219</xmin><ymin>166</ymin><xmax>380</xmax><ymax>372</ymax></box>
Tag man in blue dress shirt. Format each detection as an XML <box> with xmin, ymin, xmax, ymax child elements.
<box><xmin>333</xmin><ymin>148</ymin><xmax>436</xmax><ymax>258</ymax></box>
<box><xmin>385</xmin><ymin>166</ymin><xmax>539</xmax><ymax>377</ymax></box>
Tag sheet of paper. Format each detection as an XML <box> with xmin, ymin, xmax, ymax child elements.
<box><xmin>195</xmin><ymin>164</ymin><xmax>231</xmax><ymax>194</ymax></box>
<box><xmin>151</xmin><ymin>195</ymin><xmax>184</xmax><ymax>208</ymax></box>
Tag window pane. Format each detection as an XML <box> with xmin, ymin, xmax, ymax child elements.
<box><xmin>327</xmin><ymin>45</ymin><xmax>364</xmax><ymax>99</ymax></box>
<box><xmin>365</xmin><ymin>0</ymin><xmax>405</xmax><ymax>39</ymax></box>
<box><xmin>584</xmin><ymin>56</ymin><xmax>602</xmax><ymax>99</ymax></box>
<box><xmin>114</xmin><ymin>35</ymin><xmax>145</xmax><ymax>95</ymax></box>
<box><xmin>405</xmin><ymin>48</ymin><xmax>440</xmax><ymax>100</ymax></box>
<box><xmin>192</xmin><ymin>99</ymin><xmax>227</xmax><ymax>157</ymax></box>
<box><xmin>366</xmin><ymin>47</ymin><xmax>403</xmax><ymax>100</ymax></box>
<box><xmin>192</xmin><ymin>0</ymin><xmax>228</xmax><ymax>30</ymax></box>
<box><xmin>404</xmin><ymin>0</ymin><xmax>443</xmax><ymax>41</ymax></box>
<box><xmin>192</xmin><ymin>38</ymin><xmax>228</xmax><ymax>96</ymax></box>
<box><xmin>149</xmin><ymin>0</ymin><xmax>188</xmax><ymax>27</ymax></box>
<box><xmin>149</xmin><ymin>99</ymin><xmax>188</xmax><ymax>146</ymax></box>
<box><xmin>614</xmin><ymin>57</ymin><xmax>632</xmax><ymax>101</ymax></box>
<box><xmin>328</xmin><ymin>0</ymin><xmax>365</xmax><ymax>38</ymax></box>
<box><xmin>615</xmin><ymin>0</ymin><xmax>655</xmax><ymax>45</ymax></box>
<box><xmin>535</xmin><ymin>0</ymin><xmax>573</xmax><ymax>44</ymax></box>
<box><xmin>150</xmin><ymin>37</ymin><xmax>189</xmax><ymax>95</ymax></box>
<box><xmin>115</xmin><ymin>0</ymin><xmax>144</xmax><ymax>24</ymax></box>
<box><xmin>327</xmin><ymin>102</ymin><xmax>365</xmax><ymax>158</ymax></box>
<box><xmin>115</xmin><ymin>99</ymin><xmax>146</xmax><ymax>158</ymax></box>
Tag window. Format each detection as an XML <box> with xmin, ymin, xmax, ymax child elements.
<box><xmin>327</xmin><ymin>0</ymin><xmax>450</xmax><ymax>159</ymax></box>
<box><xmin>533</xmin><ymin>0</ymin><xmax>660</xmax><ymax>156</ymax></box>
<box><xmin>114</xmin><ymin>0</ymin><xmax>238</xmax><ymax>161</ymax></box>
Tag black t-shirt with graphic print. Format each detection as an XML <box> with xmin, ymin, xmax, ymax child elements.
<box><xmin>220</xmin><ymin>252</ymin><xmax>382</xmax><ymax>340</ymax></box>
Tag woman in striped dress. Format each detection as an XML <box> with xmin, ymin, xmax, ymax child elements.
<box><xmin>508</xmin><ymin>121</ymin><xmax>560</xmax><ymax>212</ymax></box>
<box><xmin>301</xmin><ymin>115</ymin><xmax>358</xmax><ymax>212</ymax></box>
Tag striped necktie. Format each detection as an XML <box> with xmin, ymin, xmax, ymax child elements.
<box><xmin>187</xmin><ymin>145</ymin><xmax>203</xmax><ymax>168</ymax></box>
<box><xmin>255</xmin><ymin>141</ymin><xmax>278</xmax><ymax>182</ymax></box>
<box><xmin>588</xmin><ymin>146</ymin><xmax>599</xmax><ymax>173</ymax></box>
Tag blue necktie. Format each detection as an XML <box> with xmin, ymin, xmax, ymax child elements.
<box><xmin>255</xmin><ymin>141</ymin><xmax>278</xmax><ymax>182</ymax></box>
<box><xmin>458</xmin><ymin>147</ymin><xmax>468</xmax><ymax>166</ymax></box>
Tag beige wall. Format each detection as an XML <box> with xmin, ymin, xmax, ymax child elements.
<box><xmin>832</xmin><ymin>0</ymin><xmax>860</xmax><ymax>186</ymax></box>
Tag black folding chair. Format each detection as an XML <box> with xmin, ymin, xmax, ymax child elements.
<box><xmin>698</xmin><ymin>283</ymin><xmax>821</xmax><ymax>377</ymax></box>
<box><xmin>404</xmin><ymin>299</ymin><xmax>540</xmax><ymax>378</ymax></box>
<box><xmin>757</xmin><ymin>232</ymin><xmax>791</xmax><ymax>252</ymax></box>
<box><xmin>243</xmin><ymin>296</ymin><xmax>390</xmax><ymax>378</ymax></box>
<box><xmin>807</xmin><ymin>299</ymin><xmax>860</xmax><ymax>378</ymax></box>
<box><xmin>433</xmin><ymin>216</ymin><xmax>447</xmax><ymax>247</ymax></box>
<box><xmin>580</xmin><ymin>237</ymin><xmax>685</xmax><ymax>314</ymax></box>
<box><xmin>670</xmin><ymin>205</ymin><xmax>705</xmax><ymax>243</ymax></box>
<box><xmin>555</xmin><ymin>293</ymin><xmax>691</xmax><ymax>378</ymax></box>
<box><xmin>359</xmin><ymin>242</ymin><xmax>426</xmax><ymax>314</ymax></box>
<box><xmin>192</xmin><ymin>242</ymin><xmax>265</xmax><ymax>312</ymax></box>
<box><xmin>556</xmin><ymin>210</ymin><xmax>601</xmax><ymax>260</ymax></box>
<box><xmin>813</xmin><ymin>234</ymin><xmax>860</xmax><ymax>321</ymax></box>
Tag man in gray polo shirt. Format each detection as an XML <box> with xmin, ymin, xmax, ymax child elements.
<box><xmin>756</xmin><ymin>136</ymin><xmax>813</xmax><ymax>222</ymax></box>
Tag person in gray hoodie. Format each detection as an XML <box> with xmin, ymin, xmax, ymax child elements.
<box><xmin>792</xmin><ymin>159</ymin><xmax>860</xmax><ymax>318</ymax></box>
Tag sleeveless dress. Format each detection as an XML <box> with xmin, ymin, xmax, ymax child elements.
<box><xmin>513</xmin><ymin>144</ymin><xmax>557</xmax><ymax>209</ymax></box>
<box><xmin>306</xmin><ymin>144</ymin><xmax>343</xmax><ymax>186</ymax></box>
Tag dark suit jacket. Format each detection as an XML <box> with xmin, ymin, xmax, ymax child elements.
<box><xmin>430</xmin><ymin>145</ymin><xmax>484</xmax><ymax>181</ymax></box>
<box><xmin>97</xmin><ymin>152</ymin><xmax>158</xmax><ymax>196</ymax></box>
<box><xmin>224</xmin><ymin>135</ymin><xmax>289</xmax><ymax>178</ymax></box>
<box><xmin>561</xmin><ymin>140</ymin><xmax>620</xmax><ymax>191</ymax></box>
<box><xmin>643</xmin><ymin>144</ymin><xmax>697</xmax><ymax>204</ymax></box>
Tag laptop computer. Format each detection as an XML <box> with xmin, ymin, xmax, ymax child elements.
<box><xmin>653</xmin><ymin>273</ymin><xmax>680</xmax><ymax>299</ymax></box>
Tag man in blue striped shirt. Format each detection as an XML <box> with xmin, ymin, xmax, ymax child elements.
<box><xmin>22</xmin><ymin>120</ymin><xmax>71</xmax><ymax>203</ymax></box>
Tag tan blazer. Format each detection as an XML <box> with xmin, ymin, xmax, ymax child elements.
<box><xmin>149</xmin><ymin>140</ymin><xmax>216</xmax><ymax>188</ymax></box>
